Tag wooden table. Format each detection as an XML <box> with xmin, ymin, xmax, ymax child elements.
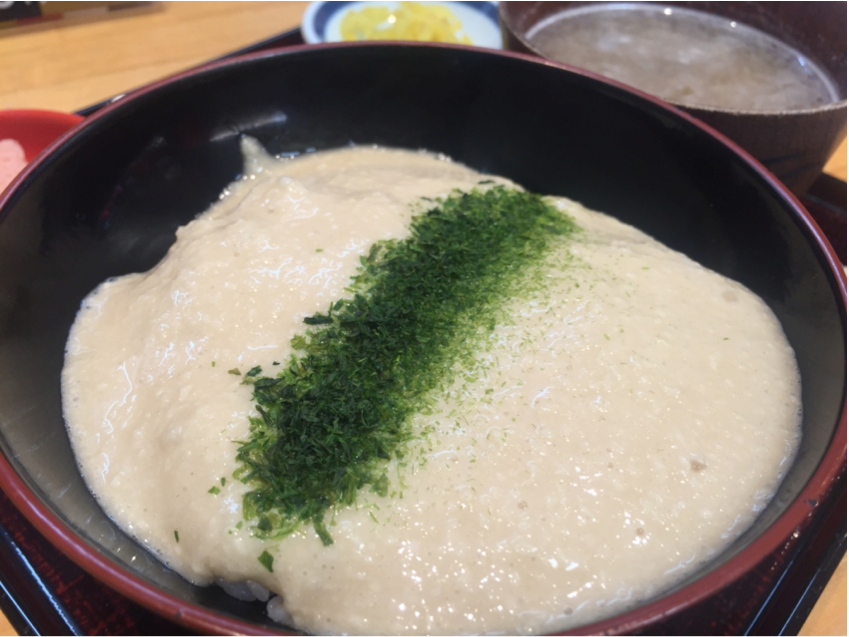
<box><xmin>0</xmin><ymin>2</ymin><xmax>845</xmax><ymax>635</ymax></box>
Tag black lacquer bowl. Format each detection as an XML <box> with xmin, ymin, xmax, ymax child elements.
<box><xmin>0</xmin><ymin>44</ymin><xmax>844</xmax><ymax>635</ymax></box>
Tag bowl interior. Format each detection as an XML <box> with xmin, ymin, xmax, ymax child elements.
<box><xmin>0</xmin><ymin>44</ymin><xmax>845</xmax><ymax>633</ymax></box>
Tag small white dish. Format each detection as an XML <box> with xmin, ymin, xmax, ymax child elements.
<box><xmin>302</xmin><ymin>1</ymin><xmax>502</xmax><ymax>49</ymax></box>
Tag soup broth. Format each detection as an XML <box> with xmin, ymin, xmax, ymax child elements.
<box><xmin>527</xmin><ymin>3</ymin><xmax>839</xmax><ymax>112</ymax></box>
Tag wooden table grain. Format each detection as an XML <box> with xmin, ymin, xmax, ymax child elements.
<box><xmin>0</xmin><ymin>2</ymin><xmax>845</xmax><ymax>635</ymax></box>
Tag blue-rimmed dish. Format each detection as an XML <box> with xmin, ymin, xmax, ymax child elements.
<box><xmin>302</xmin><ymin>1</ymin><xmax>501</xmax><ymax>48</ymax></box>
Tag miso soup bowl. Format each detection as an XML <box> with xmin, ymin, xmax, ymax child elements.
<box><xmin>500</xmin><ymin>1</ymin><xmax>848</xmax><ymax>196</ymax></box>
<box><xmin>0</xmin><ymin>43</ymin><xmax>845</xmax><ymax>635</ymax></box>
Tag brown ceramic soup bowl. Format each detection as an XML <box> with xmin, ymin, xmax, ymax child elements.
<box><xmin>0</xmin><ymin>43</ymin><xmax>845</xmax><ymax>634</ymax></box>
<box><xmin>500</xmin><ymin>1</ymin><xmax>848</xmax><ymax>196</ymax></box>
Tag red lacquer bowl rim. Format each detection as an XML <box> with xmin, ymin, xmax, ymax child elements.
<box><xmin>0</xmin><ymin>109</ymin><xmax>85</xmax><ymax>198</ymax></box>
<box><xmin>0</xmin><ymin>42</ymin><xmax>845</xmax><ymax>635</ymax></box>
<box><xmin>0</xmin><ymin>108</ymin><xmax>85</xmax><ymax>160</ymax></box>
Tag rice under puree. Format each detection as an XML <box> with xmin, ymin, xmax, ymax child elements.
<box><xmin>62</xmin><ymin>141</ymin><xmax>801</xmax><ymax>634</ymax></box>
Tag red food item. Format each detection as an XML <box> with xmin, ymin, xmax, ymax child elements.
<box><xmin>0</xmin><ymin>139</ymin><xmax>27</xmax><ymax>193</ymax></box>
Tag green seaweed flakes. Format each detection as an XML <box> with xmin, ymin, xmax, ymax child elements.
<box><xmin>234</xmin><ymin>186</ymin><xmax>578</xmax><ymax>545</ymax></box>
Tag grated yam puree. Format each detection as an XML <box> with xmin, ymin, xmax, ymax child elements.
<box><xmin>62</xmin><ymin>141</ymin><xmax>801</xmax><ymax>635</ymax></box>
